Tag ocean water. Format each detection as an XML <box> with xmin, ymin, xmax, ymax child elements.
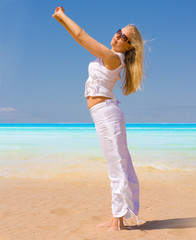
<box><xmin>0</xmin><ymin>123</ymin><xmax>196</xmax><ymax>179</ymax></box>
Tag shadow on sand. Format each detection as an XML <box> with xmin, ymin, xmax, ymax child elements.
<box><xmin>123</xmin><ymin>217</ymin><xmax>196</xmax><ymax>231</ymax></box>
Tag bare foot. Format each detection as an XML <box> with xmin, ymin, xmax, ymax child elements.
<box><xmin>96</xmin><ymin>216</ymin><xmax>124</xmax><ymax>231</ymax></box>
<box><xmin>96</xmin><ymin>216</ymin><xmax>113</xmax><ymax>228</ymax></box>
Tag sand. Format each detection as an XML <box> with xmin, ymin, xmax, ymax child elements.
<box><xmin>0</xmin><ymin>167</ymin><xmax>196</xmax><ymax>240</ymax></box>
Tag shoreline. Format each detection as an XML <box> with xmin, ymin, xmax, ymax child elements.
<box><xmin>1</xmin><ymin>165</ymin><xmax>196</xmax><ymax>181</ymax></box>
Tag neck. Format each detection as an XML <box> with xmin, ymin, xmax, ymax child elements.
<box><xmin>111</xmin><ymin>48</ymin><xmax>124</xmax><ymax>54</ymax></box>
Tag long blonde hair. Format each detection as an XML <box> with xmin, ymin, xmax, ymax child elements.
<box><xmin>120</xmin><ymin>24</ymin><xmax>144</xmax><ymax>95</ymax></box>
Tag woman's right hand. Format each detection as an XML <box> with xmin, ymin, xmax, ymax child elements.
<box><xmin>52</xmin><ymin>6</ymin><xmax>65</xmax><ymax>22</ymax></box>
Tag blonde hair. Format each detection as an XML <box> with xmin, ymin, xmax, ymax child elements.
<box><xmin>120</xmin><ymin>24</ymin><xmax>144</xmax><ymax>95</ymax></box>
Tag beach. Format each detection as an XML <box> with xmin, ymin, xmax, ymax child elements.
<box><xmin>0</xmin><ymin>167</ymin><xmax>196</xmax><ymax>240</ymax></box>
<box><xmin>0</xmin><ymin>123</ymin><xmax>196</xmax><ymax>239</ymax></box>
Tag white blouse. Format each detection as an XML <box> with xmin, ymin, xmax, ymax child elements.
<box><xmin>84</xmin><ymin>52</ymin><xmax>125</xmax><ymax>99</ymax></box>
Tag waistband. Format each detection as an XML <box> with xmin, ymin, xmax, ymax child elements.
<box><xmin>89</xmin><ymin>98</ymin><xmax>121</xmax><ymax>113</ymax></box>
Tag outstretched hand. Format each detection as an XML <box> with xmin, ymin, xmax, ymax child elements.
<box><xmin>52</xmin><ymin>6</ymin><xmax>65</xmax><ymax>22</ymax></box>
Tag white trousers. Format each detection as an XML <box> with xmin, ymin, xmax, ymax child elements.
<box><xmin>89</xmin><ymin>98</ymin><xmax>140</xmax><ymax>222</ymax></box>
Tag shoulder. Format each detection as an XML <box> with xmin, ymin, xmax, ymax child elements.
<box><xmin>102</xmin><ymin>51</ymin><xmax>125</xmax><ymax>70</ymax></box>
<box><xmin>113</xmin><ymin>52</ymin><xmax>125</xmax><ymax>65</ymax></box>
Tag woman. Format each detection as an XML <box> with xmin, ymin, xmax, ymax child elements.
<box><xmin>52</xmin><ymin>6</ymin><xmax>145</xmax><ymax>231</ymax></box>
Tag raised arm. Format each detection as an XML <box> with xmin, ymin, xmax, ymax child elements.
<box><xmin>52</xmin><ymin>6</ymin><xmax>121</xmax><ymax>70</ymax></box>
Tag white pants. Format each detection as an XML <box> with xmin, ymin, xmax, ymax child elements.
<box><xmin>89</xmin><ymin>98</ymin><xmax>140</xmax><ymax>221</ymax></box>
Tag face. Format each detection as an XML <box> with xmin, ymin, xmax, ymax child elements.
<box><xmin>110</xmin><ymin>27</ymin><xmax>133</xmax><ymax>53</ymax></box>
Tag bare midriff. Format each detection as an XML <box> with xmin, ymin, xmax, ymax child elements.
<box><xmin>86</xmin><ymin>96</ymin><xmax>112</xmax><ymax>110</ymax></box>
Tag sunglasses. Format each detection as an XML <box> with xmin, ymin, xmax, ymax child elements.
<box><xmin>116</xmin><ymin>29</ymin><xmax>132</xmax><ymax>45</ymax></box>
<box><xmin>116</xmin><ymin>29</ymin><xmax>136</xmax><ymax>55</ymax></box>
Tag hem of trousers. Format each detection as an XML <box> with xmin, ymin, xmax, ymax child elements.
<box><xmin>113</xmin><ymin>207</ymin><xmax>145</xmax><ymax>227</ymax></box>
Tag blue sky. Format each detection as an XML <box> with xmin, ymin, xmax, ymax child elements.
<box><xmin>0</xmin><ymin>0</ymin><xmax>195</xmax><ymax>123</ymax></box>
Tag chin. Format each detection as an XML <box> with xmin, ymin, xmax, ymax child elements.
<box><xmin>110</xmin><ymin>40</ymin><xmax>114</xmax><ymax>46</ymax></box>
<box><xmin>111</xmin><ymin>43</ymin><xmax>118</xmax><ymax>51</ymax></box>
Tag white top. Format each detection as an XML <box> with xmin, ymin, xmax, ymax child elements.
<box><xmin>84</xmin><ymin>52</ymin><xmax>125</xmax><ymax>99</ymax></box>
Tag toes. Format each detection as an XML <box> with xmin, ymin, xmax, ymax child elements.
<box><xmin>96</xmin><ymin>222</ymin><xmax>110</xmax><ymax>228</ymax></box>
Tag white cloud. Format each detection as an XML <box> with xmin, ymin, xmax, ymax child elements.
<box><xmin>0</xmin><ymin>107</ymin><xmax>16</xmax><ymax>112</ymax></box>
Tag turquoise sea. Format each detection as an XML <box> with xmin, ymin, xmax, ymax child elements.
<box><xmin>0</xmin><ymin>123</ymin><xmax>196</xmax><ymax>179</ymax></box>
